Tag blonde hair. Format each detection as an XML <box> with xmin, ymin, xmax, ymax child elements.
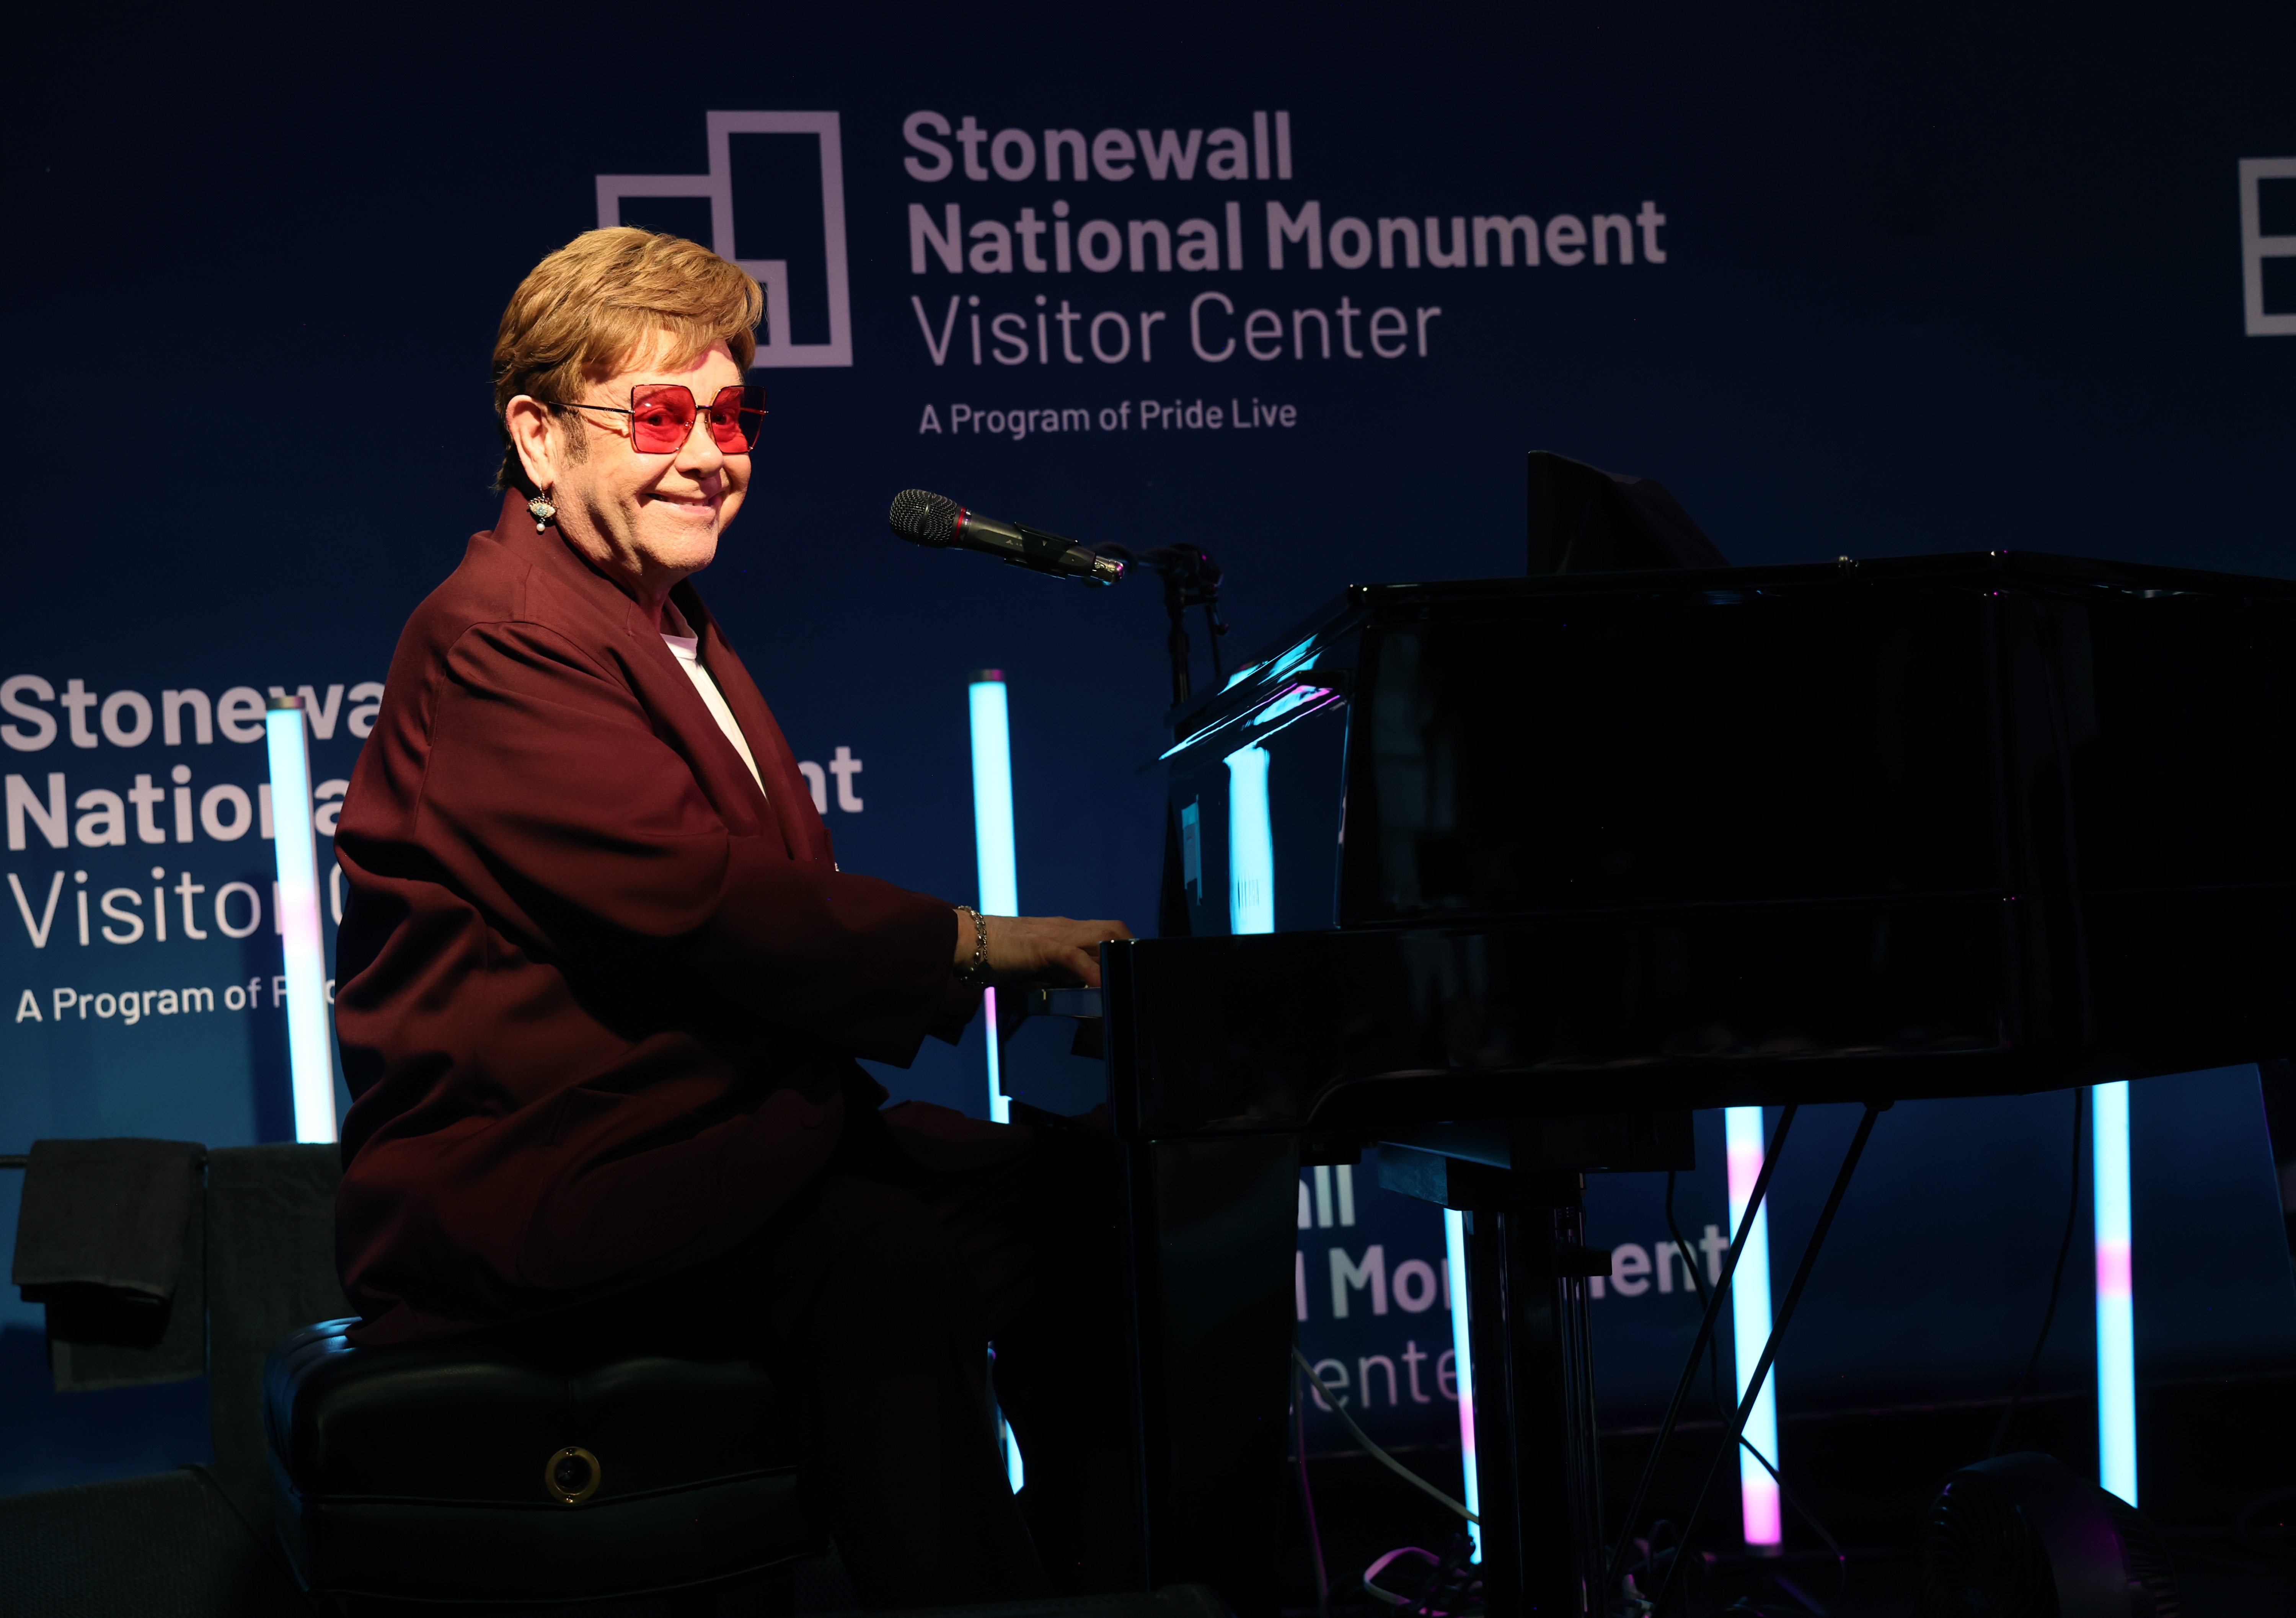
<box><xmin>491</xmin><ymin>227</ymin><xmax>763</xmax><ymax>493</ymax></box>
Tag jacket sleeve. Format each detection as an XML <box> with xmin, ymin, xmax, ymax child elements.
<box><xmin>415</xmin><ymin>617</ymin><xmax>955</xmax><ymax>1063</ymax></box>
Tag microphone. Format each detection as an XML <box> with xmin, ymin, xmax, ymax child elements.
<box><xmin>887</xmin><ymin>490</ymin><xmax>1124</xmax><ymax>586</ymax></box>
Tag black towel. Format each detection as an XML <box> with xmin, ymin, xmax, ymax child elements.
<box><xmin>203</xmin><ymin>1142</ymin><xmax>351</xmax><ymax>1523</ymax></box>
<box><xmin>10</xmin><ymin>1137</ymin><xmax>208</xmax><ymax>1390</ymax></box>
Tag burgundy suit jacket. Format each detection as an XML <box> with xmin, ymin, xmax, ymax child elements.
<box><xmin>332</xmin><ymin>492</ymin><xmax>970</xmax><ymax>1344</ymax></box>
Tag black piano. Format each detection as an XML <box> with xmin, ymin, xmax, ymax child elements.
<box><xmin>1092</xmin><ymin>528</ymin><xmax>2296</xmax><ymax>1613</ymax></box>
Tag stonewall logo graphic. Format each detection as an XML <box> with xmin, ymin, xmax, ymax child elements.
<box><xmin>598</xmin><ymin>111</ymin><xmax>856</xmax><ymax>367</ymax></box>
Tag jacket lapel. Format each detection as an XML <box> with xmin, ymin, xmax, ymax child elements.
<box><xmin>493</xmin><ymin>495</ymin><xmax>789</xmax><ymax>854</ymax></box>
<box><xmin>672</xmin><ymin>581</ymin><xmax>835</xmax><ymax>868</ymax></box>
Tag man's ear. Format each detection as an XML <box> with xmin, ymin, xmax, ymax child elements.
<box><xmin>505</xmin><ymin>396</ymin><xmax>557</xmax><ymax>492</ymax></box>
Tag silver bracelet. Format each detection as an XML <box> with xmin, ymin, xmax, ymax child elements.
<box><xmin>954</xmin><ymin>906</ymin><xmax>990</xmax><ymax>986</ymax></box>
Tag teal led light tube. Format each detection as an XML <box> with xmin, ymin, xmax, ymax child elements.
<box><xmin>1444</xmin><ymin>1209</ymin><xmax>1482</xmax><ymax>1563</ymax></box>
<box><xmin>2093</xmin><ymin>1081</ymin><xmax>2137</xmax><ymax>1504</ymax></box>
<box><xmin>1725</xmin><ymin>1106</ymin><xmax>1782</xmax><ymax>1549</ymax></box>
<box><xmin>967</xmin><ymin>672</ymin><xmax>1017</xmax><ymax>1125</ymax></box>
<box><xmin>968</xmin><ymin>671</ymin><xmax>1023</xmax><ymax>1490</ymax></box>
<box><xmin>265</xmin><ymin>695</ymin><xmax>336</xmax><ymax>1145</ymax></box>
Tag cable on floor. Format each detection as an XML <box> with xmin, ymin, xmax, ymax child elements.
<box><xmin>1293</xmin><ymin>1351</ymin><xmax>1331</xmax><ymax>1618</ymax></box>
<box><xmin>1293</xmin><ymin>1346</ymin><xmax>1476</xmax><ymax>1523</ymax></box>
<box><xmin>1361</xmin><ymin>1536</ymin><xmax>1480</xmax><ymax>1617</ymax></box>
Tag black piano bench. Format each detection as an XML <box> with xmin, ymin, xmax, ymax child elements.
<box><xmin>263</xmin><ymin>1318</ymin><xmax>822</xmax><ymax>1613</ymax></box>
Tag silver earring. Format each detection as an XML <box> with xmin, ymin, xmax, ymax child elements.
<box><xmin>528</xmin><ymin>494</ymin><xmax>557</xmax><ymax>532</ymax></box>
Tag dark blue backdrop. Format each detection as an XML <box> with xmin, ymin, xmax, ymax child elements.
<box><xmin>3</xmin><ymin>1</ymin><xmax>2291</xmax><ymax>1495</ymax></box>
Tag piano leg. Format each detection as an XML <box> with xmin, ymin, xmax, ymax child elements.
<box><xmin>1461</xmin><ymin>1176</ymin><xmax>1604</xmax><ymax>1616</ymax></box>
<box><xmin>1119</xmin><ymin>1134</ymin><xmax>1302</xmax><ymax>1611</ymax></box>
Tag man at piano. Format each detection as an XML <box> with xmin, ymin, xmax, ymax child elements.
<box><xmin>329</xmin><ymin>227</ymin><xmax>1135</xmax><ymax>1604</ymax></box>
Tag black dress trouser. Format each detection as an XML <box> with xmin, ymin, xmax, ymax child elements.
<box><xmin>640</xmin><ymin>1100</ymin><xmax>1133</xmax><ymax>1608</ymax></box>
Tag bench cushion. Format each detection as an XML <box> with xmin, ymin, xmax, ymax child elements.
<box><xmin>265</xmin><ymin>1318</ymin><xmax>820</xmax><ymax>1605</ymax></box>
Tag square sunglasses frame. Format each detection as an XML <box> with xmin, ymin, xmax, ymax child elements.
<box><xmin>542</xmin><ymin>382</ymin><xmax>768</xmax><ymax>453</ymax></box>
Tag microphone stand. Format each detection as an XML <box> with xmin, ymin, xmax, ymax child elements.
<box><xmin>1099</xmin><ymin>543</ymin><xmax>1228</xmax><ymax>706</ymax></box>
<box><xmin>986</xmin><ymin>541</ymin><xmax>1226</xmax><ymax>1057</ymax></box>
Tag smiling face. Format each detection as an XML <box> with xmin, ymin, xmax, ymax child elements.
<box><xmin>506</xmin><ymin>334</ymin><xmax>750</xmax><ymax>617</ymax></box>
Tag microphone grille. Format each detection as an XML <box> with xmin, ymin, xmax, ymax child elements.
<box><xmin>889</xmin><ymin>489</ymin><xmax>962</xmax><ymax>547</ymax></box>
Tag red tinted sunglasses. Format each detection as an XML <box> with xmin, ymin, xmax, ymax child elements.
<box><xmin>545</xmin><ymin>382</ymin><xmax>768</xmax><ymax>454</ymax></box>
